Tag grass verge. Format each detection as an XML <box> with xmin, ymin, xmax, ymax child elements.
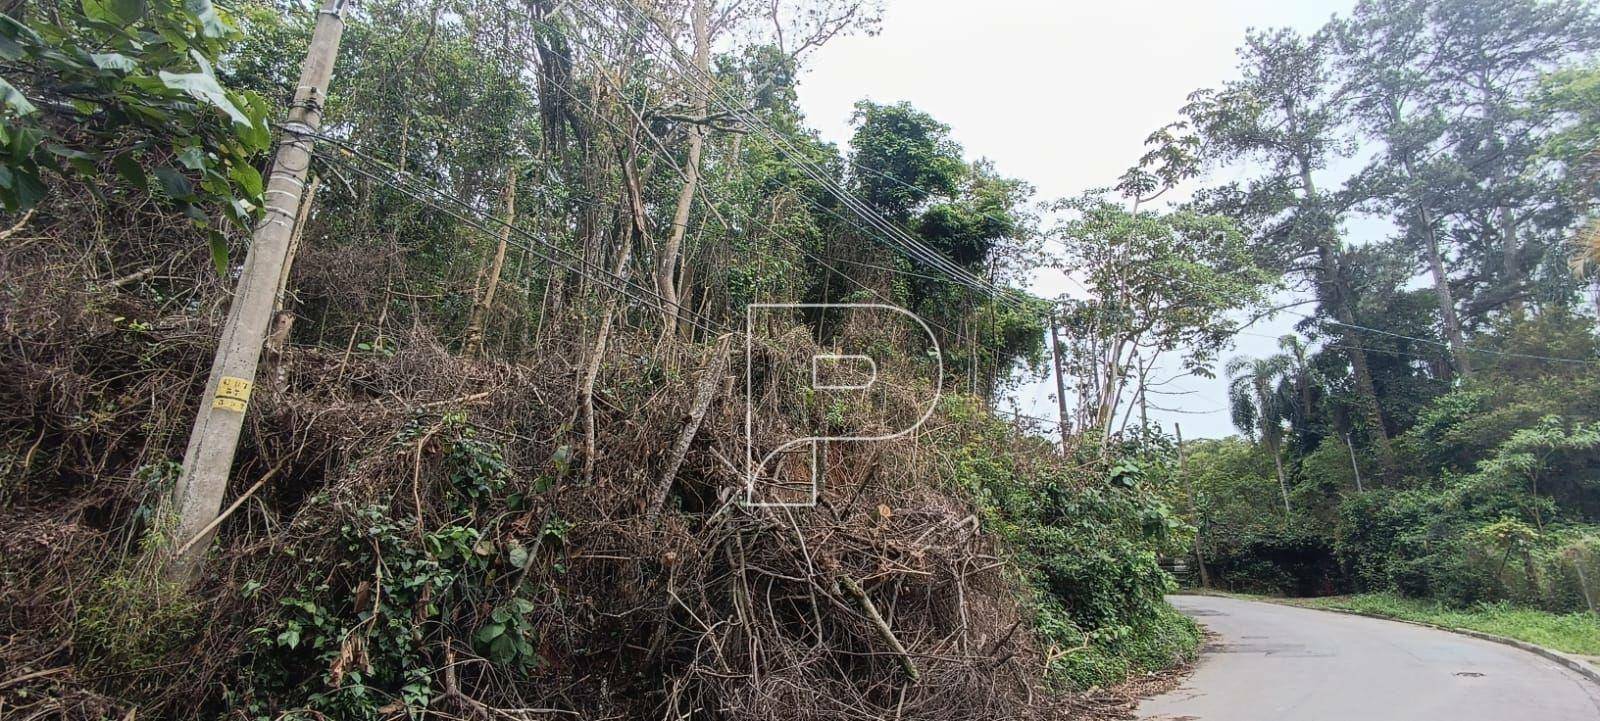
<box><xmin>1278</xmin><ymin>592</ymin><xmax>1600</xmax><ymax>657</ymax></box>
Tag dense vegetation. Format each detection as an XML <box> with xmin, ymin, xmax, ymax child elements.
<box><xmin>0</xmin><ymin>0</ymin><xmax>1208</xmax><ymax>719</ymax></box>
<box><xmin>6</xmin><ymin>0</ymin><xmax>1594</xmax><ymax>717</ymax></box>
<box><xmin>1171</xmin><ymin>0</ymin><xmax>1600</xmax><ymax>624</ymax></box>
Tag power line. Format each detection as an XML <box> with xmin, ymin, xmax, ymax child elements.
<box><xmin>309</xmin><ymin>140</ymin><xmax>730</xmax><ymax>337</ymax></box>
<box><xmin>1039</xmin><ymin>234</ymin><xmax>1599</xmax><ymax>367</ymax></box>
<box><xmin>530</xmin><ymin>14</ymin><xmax>981</xmax><ymax>343</ymax></box>
<box><xmin>589</xmin><ymin>0</ymin><xmax>1031</xmax><ymax>307</ymax></box>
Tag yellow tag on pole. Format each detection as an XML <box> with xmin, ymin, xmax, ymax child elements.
<box><xmin>213</xmin><ymin>376</ymin><xmax>253</xmax><ymax>412</ymax></box>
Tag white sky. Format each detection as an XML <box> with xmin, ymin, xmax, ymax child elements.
<box><xmin>794</xmin><ymin>0</ymin><xmax>1356</xmax><ymax>438</ymax></box>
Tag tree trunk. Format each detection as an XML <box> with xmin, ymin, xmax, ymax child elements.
<box><xmin>1502</xmin><ymin>203</ymin><xmax>1523</xmax><ymax>318</ymax></box>
<box><xmin>1415</xmin><ymin>201</ymin><xmax>1473</xmax><ymax>379</ymax></box>
<box><xmin>1096</xmin><ymin>339</ymin><xmax>1126</xmax><ymax>438</ymax></box>
<box><xmin>657</xmin><ymin>0</ymin><xmax>709</xmax><ymax>338</ymax></box>
<box><xmin>1048</xmin><ymin>309</ymin><xmax>1071</xmax><ymax>453</ymax></box>
<box><xmin>1177</xmin><ymin>424</ymin><xmax>1211</xmax><ymax>588</ymax></box>
<box><xmin>581</xmin><ymin>147</ymin><xmax>650</xmax><ymax>484</ymax></box>
<box><xmin>465</xmin><ymin>167</ymin><xmax>517</xmax><ymax>358</ymax></box>
<box><xmin>1272</xmin><ymin>441</ymin><xmax>1291</xmax><ymax>524</ymax></box>
<box><xmin>1301</xmin><ymin>159</ymin><xmax>1395</xmax><ymax>477</ymax></box>
<box><xmin>648</xmin><ymin>334</ymin><xmax>732</xmax><ymax>518</ymax></box>
<box><xmin>1330</xmin><ymin>276</ymin><xmax>1396</xmax><ymax>478</ymax></box>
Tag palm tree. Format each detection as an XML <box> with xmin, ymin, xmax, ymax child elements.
<box><xmin>1227</xmin><ymin>353</ymin><xmax>1293</xmax><ymax>523</ymax></box>
<box><xmin>1276</xmin><ymin>335</ymin><xmax>1315</xmax><ymax>438</ymax></box>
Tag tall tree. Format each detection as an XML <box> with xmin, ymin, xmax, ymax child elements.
<box><xmin>1339</xmin><ymin>0</ymin><xmax>1476</xmax><ymax>377</ymax></box>
<box><xmin>656</xmin><ymin>0</ymin><xmax>710</xmax><ymax>338</ymax></box>
<box><xmin>1340</xmin><ymin>0</ymin><xmax>1600</xmax><ymax>375</ymax></box>
<box><xmin>1187</xmin><ymin>27</ymin><xmax>1399</xmax><ymax>474</ymax></box>
<box><xmin>1050</xmin><ymin>197</ymin><xmax>1271</xmax><ymax>436</ymax></box>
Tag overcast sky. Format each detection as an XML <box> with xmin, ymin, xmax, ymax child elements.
<box><xmin>793</xmin><ymin>0</ymin><xmax>1357</xmax><ymax>438</ymax></box>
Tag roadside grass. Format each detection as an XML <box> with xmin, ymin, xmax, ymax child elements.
<box><xmin>1277</xmin><ymin>592</ymin><xmax>1600</xmax><ymax>657</ymax></box>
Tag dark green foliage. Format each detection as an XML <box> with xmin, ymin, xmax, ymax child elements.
<box><xmin>848</xmin><ymin>100</ymin><xmax>964</xmax><ymax>222</ymax></box>
<box><xmin>1171</xmin><ymin>0</ymin><xmax>1600</xmax><ymax>625</ymax></box>
<box><xmin>0</xmin><ymin>0</ymin><xmax>271</xmax><ymax>264</ymax></box>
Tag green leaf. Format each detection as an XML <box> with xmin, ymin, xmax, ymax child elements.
<box><xmin>0</xmin><ymin>34</ymin><xmax>22</xmax><ymax>62</ymax></box>
<box><xmin>507</xmin><ymin>543</ymin><xmax>530</xmax><ymax>569</ymax></box>
<box><xmin>185</xmin><ymin>0</ymin><xmax>228</xmax><ymax>38</ymax></box>
<box><xmin>12</xmin><ymin>168</ymin><xmax>45</xmax><ymax>209</ymax></box>
<box><xmin>105</xmin><ymin>0</ymin><xmax>146</xmax><ymax>23</ymax></box>
<box><xmin>0</xmin><ymin>77</ymin><xmax>35</xmax><ymax>116</ymax></box>
<box><xmin>80</xmin><ymin>0</ymin><xmax>119</xmax><ymax>23</ymax></box>
<box><xmin>475</xmin><ymin>623</ymin><xmax>506</xmax><ymax>643</ymax></box>
<box><xmin>9</xmin><ymin>124</ymin><xmax>40</xmax><ymax>155</ymax></box>
<box><xmin>90</xmin><ymin>52</ymin><xmax>137</xmax><ymax>72</ymax></box>
<box><xmin>113</xmin><ymin>154</ymin><xmax>147</xmax><ymax>190</ymax></box>
<box><xmin>238</xmin><ymin>90</ymin><xmax>271</xmax><ymax>150</ymax></box>
<box><xmin>277</xmin><ymin>627</ymin><xmax>300</xmax><ymax>649</ymax></box>
<box><xmin>228</xmin><ymin>162</ymin><xmax>262</xmax><ymax>197</ymax></box>
<box><xmin>153</xmin><ymin>166</ymin><xmax>192</xmax><ymax>199</ymax></box>
<box><xmin>159</xmin><ymin>71</ymin><xmax>252</xmax><ymax>126</ymax></box>
<box><xmin>0</xmin><ymin>15</ymin><xmax>43</xmax><ymax>47</ymax></box>
<box><xmin>176</xmin><ymin>145</ymin><xmax>205</xmax><ymax>170</ymax></box>
<box><xmin>208</xmin><ymin>230</ymin><xmax>228</xmax><ymax>275</ymax></box>
<box><xmin>46</xmin><ymin>143</ymin><xmax>96</xmax><ymax>162</ymax></box>
<box><xmin>489</xmin><ymin>633</ymin><xmax>515</xmax><ymax>663</ymax></box>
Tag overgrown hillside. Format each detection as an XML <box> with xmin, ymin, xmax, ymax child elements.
<box><xmin>0</xmin><ymin>1</ymin><xmax>1198</xmax><ymax>719</ymax></box>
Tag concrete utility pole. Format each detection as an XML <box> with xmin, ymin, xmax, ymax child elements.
<box><xmin>1345</xmin><ymin>433</ymin><xmax>1364</xmax><ymax>493</ymax></box>
<box><xmin>162</xmin><ymin>0</ymin><xmax>348</xmax><ymax>581</ymax></box>
<box><xmin>1047</xmin><ymin>308</ymin><xmax>1071</xmax><ymax>453</ymax></box>
<box><xmin>1177</xmin><ymin>423</ymin><xmax>1210</xmax><ymax>588</ymax></box>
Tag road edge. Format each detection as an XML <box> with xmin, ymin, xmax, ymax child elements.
<box><xmin>1181</xmin><ymin>593</ymin><xmax>1600</xmax><ymax>687</ymax></box>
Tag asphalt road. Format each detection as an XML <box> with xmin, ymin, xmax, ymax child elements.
<box><xmin>1138</xmin><ymin>594</ymin><xmax>1600</xmax><ymax>721</ymax></box>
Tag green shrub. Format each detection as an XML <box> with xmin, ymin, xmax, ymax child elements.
<box><xmin>937</xmin><ymin>400</ymin><xmax>1195</xmax><ymax>688</ymax></box>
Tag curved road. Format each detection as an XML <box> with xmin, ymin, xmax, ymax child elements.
<box><xmin>1139</xmin><ymin>595</ymin><xmax>1600</xmax><ymax>721</ymax></box>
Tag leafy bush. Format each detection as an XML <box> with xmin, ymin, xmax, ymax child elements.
<box><xmin>73</xmin><ymin>570</ymin><xmax>202</xmax><ymax>683</ymax></box>
<box><xmin>938</xmin><ymin>400</ymin><xmax>1195</xmax><ymax>688</ymax></box>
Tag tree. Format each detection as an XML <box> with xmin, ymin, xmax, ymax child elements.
<box><xmin>656</xmin><ymin>0</ymin><xmax>709</xmax><ymax>338</ymax></box>
<box><xmin>1339</xmin><ymin>0</ymin><xmax>1600</xmax><ymax>375</ymax></box>
<box><xmin>1273</xmin><ymin>334</ymin><xmax>1322</xmax><ymax>452</ymax></box>
<box><xmin>1339</xmin><ymin>0</ymin><xmax>1476</xmax><ymax>377</ymax></box>
<box><xmin>848</xmin><ymin>99</ymin><xmax>965</xmax><ymax>223</ymax></box>
<box><xmin>1051</xmin><ymin>196</ymin><xmax>1272</xmax><ymax>436</ymax></box>
<box><xmin>1472</xmin><ymin>415</ymin><xmax>1600</xmax><ymax>532</ymax></box>
<box><xmin>1540</xmin><ymin>64</ymin><xmax>1600</xmax><ymax>322</ymax></box>
<box><xmin>1186</xmin><ymin>26</ymin><xmax>1399</xmax><ymax>475</ymax></box>
<box><xmin>1227</xmin><ymin>353</ymin><xmax>1294</xmax><ymax>522</ymax></box>
<box><xmin>843</xmin><ymin>100</ymin><xmax>1044</xmax><ymax>398</ymax></box>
